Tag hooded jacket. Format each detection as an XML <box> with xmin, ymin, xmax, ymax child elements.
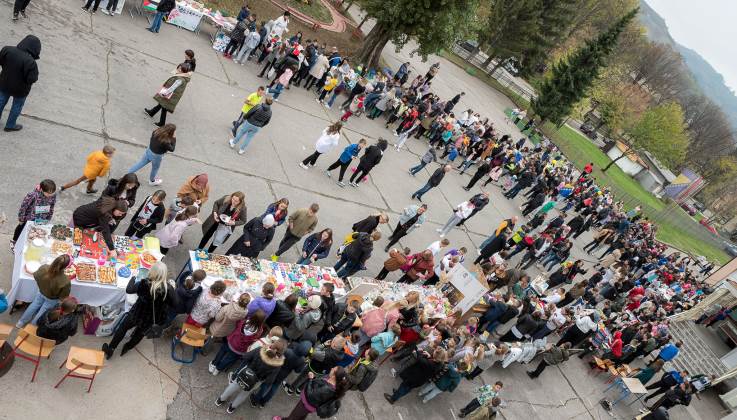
<box><xmin>428</xmin><ymin>167</ymin><xmax>446</xmax><ymax>186</ymax></box>
<box><xmin>357</xmin><ymin>145</ymin><xmax>384</xmax><ymax>170</ymax></box>
<box><xmin>102</xmin><ymin>178</ymin><xmax>140</xmax><ymax>208</ymax></box>
<box><xmin>172</xmin><ymin>282</ymin><xmax>202</xmax><ymax>315</ymax></box>
<box><xmin>154</xmin><ymin>71</ymin><xmax>191</xmax><ymax>113</ymax></box>
<box><xmin>210</xmin><ymin>301</ymin><xmax>248</xmax><ymax>337</ymax></box>
<box><xmin>266</xmin><ymin>299</ymin><xmax>296</xmax><ymax>329</ymax></box>
<box><xmin>344</xmin><ymin>232</ymin><xmax>373</xmax><ymax>265</ymax></box>
<box><xmin>0</xmin><ymin>35</ymin><xmax>40</xmax><ymax>97</ymax></box>
<box><xmin>36</xmin><ymin>309</ymin><xmax>78</xmax><ymax>344</ymax></box>
<box><xmin>229</xmin><ymin>216</ymin><xmax>275</xmax><ymax>257</ymax></box>
<box><xmin>236</xmin><ymin>346</ymin><xmax>285</xmax><ymax>385</ymax></box>
<box><xmin>177</xmin><ymin>175</ymin><xmax>210</xmax><ymax>205</ymax></box>
<box><xmin>352</xmin><ymin>215</ymin><xmax>380</xmax><ymax>234</ymax></box>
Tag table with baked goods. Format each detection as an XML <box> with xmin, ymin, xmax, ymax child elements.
<box><xmin>344</xmin><ymin>277</ymin><xmax>453</xmax><ymax>319</ymax></box>
<box><xmin>8</xmin><ymin>222</ymin><xmax>162</xmax><ymax>308</ymax></box>
<box><xmin>187</xmin><ymin>251</ymin><xmax>347</xmax><ymax>304</ymax></box>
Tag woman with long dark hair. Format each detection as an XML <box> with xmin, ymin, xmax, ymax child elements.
<box><xmin>299</xmin><ymin>122</ymin><xmax>342</xmax><ymax>169</ymax></box>
<box><xmin>274</xmin><ymin>366</ymin><xmax>351</xmax><ymax>420</ymax></box>
<box><xmin>72</xmin><ymin>197</ymin><xmax>128</xmax><ymax>255</ymax></box>
<box><xmin>297</xmin><ymin>228</ymin><xmax>333</xmax><ymax>265</ymax></box>
<box><xmin>128</xmin><ymin>123</ymin><xmax>177</xmax><ymax>186</ymax></box>
<box><xmin>102</xmin><ymin>172</ymin><xmax>140</xmax><ymax>208</ymax></box>
<box><xmin>261</xmin><ymin>198</ymin><xmax>289</xmax><ymax>227</ymax></box>
<box><xmin>348</xmin><ymin>138</ymin><xmax>388</xmax><ymax>187</ymax></box>
<box><xmin>16</xmin><ymin>254</ymin><xmax>71</xmax><ymax>328</ymax></box>
<box><xmin>199</xmin><ymin>192</ymin><xmax>246</xmax><ymax>252</ymax></box>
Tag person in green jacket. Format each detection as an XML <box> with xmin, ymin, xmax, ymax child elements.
<box><xmin>16</xmin><ymin>254</ymin><xmax>71</xmax><ymax>327</ymax></box>
<box><xmin>271</xmin><ymin>203</ymin><xmax>319</xmax><ymax>261</ymax></box>
<box><xmin>417</xmin><ymin>360</ymin><xmax>468</xmax><ymax>403</ymax></box>
<box><xmin>633</xmin><ymin>359</ymin><xmax>665</xmax><ymax>385</ymax></box>
<box><xmin>145</xmin><ymin>62</ymin><xmax>192</xmax><ymax>126</ymax></box>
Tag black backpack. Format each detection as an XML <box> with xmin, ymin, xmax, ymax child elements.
<box><xmin>234</xmin><ymin>365</ymin><xmax>259</xmax><ymax>391</ymax></box>
<box><xmin>316</xmin><ymin>398</ymin><xmax>340</xmax><ymax>418</ymax></box>
<box><xmin>355</xmin><ymin>362</ymin><xmax>378</xmax><ymax>392</ymax></box>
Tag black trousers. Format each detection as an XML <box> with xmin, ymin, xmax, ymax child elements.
<box><xmin>303</xmin><ymin>75</ymin><xmax>319</xmax><ymax>90</ymax></box>
<box><xmin>349</xmin><ymin>167</ymin><xmax>371</xmax><ymax>183</ymax></box>
<box><xmin>108</xmin><ymin>313</ymin><xmax>147</xmax><ymax>352</ymax></box>
<box><xmin>198</xmin><ymin>223</ymin><xmax>220</xmax><ymax>253</ymax></box>
<box><xmin>146</xmin><ymin>104</ymin><xmax>168</xmax><ymax>125</ymax></box>
<box><xmin>13</xmin><ymin>221</ymin><xmax>27</xmax><ymax>242</ymax></box>
<box><xmin>386</xmin><ymin>222</ymin><xmax>409</xmax><ymax>249</ymax></box>
<box><xmin>13</xmin><ymin>0</ymin><xmax>30</xmax><ymax>13</ymax></box>
<box><xmin>275</xmin><ymin>230</ymin><xmax>301</xmax><ymax>256</ymax></box>
<box><xmin>224</xmin><ymin>39</ymin><xmax>241</xmax><ymax>55</ymax></box>
<box><xmin>327</xmin><ymin>159</ymin><xmax>350</xmax><ymax>182</ymax></box>
<box><xmin>528</xmin><ymin>359</ymin><xmax>549</xmax><ymax>378</ymax></box>
<box><xmin>466</xmin><ymin>171</ymin><xmax>485</xmax><ymax>189</ymax></box>
<box><xmin>83</xmin><ymin>0</ymin><xmax>101</xmax><ymax>11</ymax></box>
<box><xmin>106</xmin><ymin>0</ymin><xmax>118</xmax><ymax>11</ymax></box>
<box><xmin>125</xmin><ymin>221</ymin><xmax>155</xmax><ymax>238</ymax></box>
<box><xmin>376</xmin><ymin>267</ymin><xmax>390</xmax><ymax>280</ymax></box>
<box><xmin>302</xmin><ymin>151</ymin><xmax>322</xmax><ymax>166</ymax></box>
<box><xmin>467</xmin><ymin>366</ymin><xmax>484</xmax><ymax>380</ymax></box>
<box><xmin>460</xmin><ymin>398</ymin><xmax>481</xmax><ymax>416</ymax></box>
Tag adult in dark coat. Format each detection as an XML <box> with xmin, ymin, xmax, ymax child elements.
<box><xmin>457</xmin><ymin>192</ymin><xmax>489</xmax><ymax>227</ymax></box>
<box><xmin>464</xmin><ymin>159</ymin><xmax>491</xmax><ymax>190</ymax></box>
<box><xmin>0</xmin><ymin>35</ymin><xmax>40</xmax><ymax>131</ymax></box>
<box><xmin>475</xmin><ymin>232</ymin><xmax>508</xmax><ymax>264</ymax></box>
<box><xmin>351</xmin><ymin>214</ymin><xmax>387</xmax><ymax>234</ymax></box>
<box><xmin>147</xmin><ymin>0</ymin><xmax>176</xmax><ymax>33</ymax></box>
<box><xmin>226</xmin><ymin>215</ymin><xmax>277</xmax><ymax>258</ymax></box>
<box><xmin>334</xmin><ymin>232</ymin><xmax>377</xmax><ymax>278</ymax></box>
<box><xmin>349</xmin><ymin>139</ymin><xmax>388</xmax><ymax>186</ymax></box>
<box><xmin>384</xmin><ymin>349</ymin><xmax>447</xmax><ymax>403</ymax></box>
<box><xmin>412</xmin><ymin>165</ymin><xmax>451</xmax><ymax>201</ymax></box>
<box><xmin>521</xmin><ymin>190</ymin><xmax>547</xmax><ymax>216</ymax></box>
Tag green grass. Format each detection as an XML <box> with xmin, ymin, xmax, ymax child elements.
<box><xmin>283</xmin><ymin>0</ymin><xmax>332</xmax><ymax>23</ymax></box>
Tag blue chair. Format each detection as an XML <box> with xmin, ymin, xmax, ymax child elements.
<box><xmin>171</xmin><ymin>323</ymin><xmax>208</xmax><ymax>364</ymax></box>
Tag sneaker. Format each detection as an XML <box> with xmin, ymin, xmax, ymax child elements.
<box><xmin>9</xmin><ymin>240</ymin><xmax>15</xmax><ymax>253</ymax></box>
<box><xmin>271</xmin><ymin>255</ymin><xmax>279</xmax><ymax>262</ymax></box>
<box><xmin>85</xmin><ymin>189</ymin><xmax>98</xmax><ymax>195</ymax></box>
<box><xmin>283</xmin><ymin>381</ymin><xmax>294</xmax><ymax>396</ymax></box>
<box><xmin>19</xmin><ymin>8</ymin><xmax>27</xmax><ymax>17</ymax></box>
<box><xmin>90</xmin><ymin>10</ymin><xmax>95</xmax><ymax>14</ymax></box>
<box><xmin>439</xmin><ymin>233</ymin><xmax>445</xmax><ymax>238</ymax></box>
<box><xmin>325</xmin><ymin>105</ymin><xmax>331</xmax><ymax>109</ymax></box>
<box><xmin>390</xmin><ymin>368</ymin><xmax>397</xmax><ymax>378</ymax></box>
<box><xmin>101</xmin><ymin>343</ymin><xmax>113</xmax><ymax>360</ymax></box>
<box><xmin>12</xmin><ymin>13</ymin><xmax>18</xmax><ymax>20</ymax></box>
<box><xmin>315</xmin><ymin>98</ymin><xmax>321</xmax><ymax>103</ymax></box>
<box><xmin>299</xmin><ymin>163</ymin><xmax>309</xmax><ymax>170</ymax></box>
<box><xmin>101</xmin><ymin>8</ymin><xmax>109</xmax><ymax>14</ymax></box>
<box><xmin>228</xmin><ymin>138</ymin><xmax>236</xmax><ymax>148</ymax></box>
<box><xmin>435</xmin><ymin>228</ymin><xmax>442</xmax><ymax>233</ymax></box>
<box><xmin>250</xmin><ymin>395</ymin><xmax>258</xmax><ymax>408</ymax></box>
<box><xmin>337</xmin><ymin>181</ymin><xmax>345</xmax><ymax>188</ymax></box>
<box><xmin>325</xmin><ymin>170</ymin><xmax>331</xmax><ymax>178</ymax></box>
<box><xmin>228</xmin><ymin>371</ymin><xmax>235</xmax><ymax>383</ymax></box>
<box><xmin>477</xmin><ymin>248</ymin><xmax>482</xmax><ymax>255</ymax></box>
<box><xmin>226</xmin><ymin>405</ymin><xmax>236</xmax><ymax>414</ymax></box>
<box><xmin>238</xmin><ymin>149</ymin><xmax>245</xmax><ymax>155</ymax></box>
<box><xmin>81</xmin><ymin>6</ymin><xmax>87</xmax><ymax>11</ymax></box>
<box><xmin>350</xmin><ymin>182</ymin><xmax>358</xmax><ymax>188</ymax></box>
<box><xmin>149</xmin><ymin>178</ymin><xmax>163</xmax><ymax>186</ymax></box>
<box><xmin>208</xmin><ymin>361</ymin><xmax>217</xmax><ymax>374</ymax></box>
<box><xmin>215</xmin><ymin>397</ymin><xmax>224</xmax><ymax>407</ymax></box>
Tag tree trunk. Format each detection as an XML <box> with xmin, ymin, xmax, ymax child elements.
<box><xmin>603</xmin><ymin>153</ymin><xmax>628</xmax><ymax>172</ymax></box>
<box><xmin>357</xmin><ymin>15</ymin><xmax>369</xmax><ymax>29</ymax></box>
<box><xmin>355</xmin><ymin>22</ymin><xmax>391</xmax><ymax>70</ymax></box>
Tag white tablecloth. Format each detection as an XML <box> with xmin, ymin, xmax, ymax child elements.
<box><xmin>7</xmin><ymin>223</ymin><xmax>127</xmax><ymax>307</ymax></box>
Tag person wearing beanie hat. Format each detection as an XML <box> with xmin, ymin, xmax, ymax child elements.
<box><xmin>226</xmin><ymin>214</ymin><xmax>277</xmax><ymax>258</ymax></box>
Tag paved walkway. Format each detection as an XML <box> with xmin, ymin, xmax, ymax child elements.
<box><xmin>267</xmin><ymin>0</ymin><xmax>350</xmax><ymax>32</ymax></box>
<box><xmin>0</xmin><ymin>1</ymin><xmax>725</xmax><ymax>420</ymax></box>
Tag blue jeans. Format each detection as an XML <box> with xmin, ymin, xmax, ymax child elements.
<box><xmin>233</xmin><ymin>121</ymin><xmax>261</xmax><ymax>151</ymax></box>
<box><xmin>327</xmin><ymin>90</ymin><xmax>340</xmax><ymax>107</ymax></box>
<box><xmin>297</xmin><ymin>257</ymin><xmax>314</xmax><ymax>265</ymax></box>
<box><xmin>253</xmin><ymin>381</ymin><xmax>279</xmax><ymax>405</ymax></box>
<box><xmin>542</xmin><ymin>254</ymin><xmax>561</xmax><ymax>270</ymax></box>
<box><xmin>18</xmin><ymin>292</ymin><xmax>58</xmax><ymax>326</ymax></box>
<box><xmin>128</xmin><ymin>148</ymin><xmax>163</xmax><ymax>182</ymax></box>
<box><xmin>480</xmin><ymin>235</ymin><xmax>496</xmax><ymax>250</ymax></box>
<box><xmin>0</xmin><ymin>91</ymin><xmax>26</xmax><ymax>129</ymax></box>
<box><xmin>212</xmin><ymin>342</ymin><xmax>241</xmax><ymax>371</ymax></box>
<box><xmin>412</xmin><ymin>182</ymin><xmax>433</xmax><ymax>200</ymax></box>
<box><xmin>149</xmin><ymin>11</ymin><xmax>165</xmax><ymax>32</ymax></box>
<box><xmin>268</xmin><ymin>83</ymin><xmax>284</xmax><ymax>99</ymax></box>
<box><xmin>389</xmin><ymin>381</ymin><xmax>413</xmax><ymax>402</ymax></box>
<box><xmin>334</xmin><ymin>255</ymin><xmax>360</xmax><ymax>278</ymax></box>
<box><xmin>409</xmin><ymin>160</ymin><xmax>428</xmax><ymax>175</ymax></box>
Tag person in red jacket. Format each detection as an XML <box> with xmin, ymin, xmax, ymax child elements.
<box><xmin>397</xmin><ymin>250</ymin><xmax>434</xmax><ymax>284</ymax></box>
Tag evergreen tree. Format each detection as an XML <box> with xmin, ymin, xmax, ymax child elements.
<box><xmin>518</xmin><ymin>0</ymin><xmax>581</xmax><ymax>76</ymax></box>
<box><xmin>532</xmin><ymin>8</ymin><xmax>638</xmax><ymax>126</ymax></box>
<box><xmin>481</xmin><ymin>0</ymin><xmax>542</xmax><ymax>69</ymax></box>
<box><xmin>355</xmin><ymin>0</ymin><xmax>480</xmax><ymax>69</ymax></box>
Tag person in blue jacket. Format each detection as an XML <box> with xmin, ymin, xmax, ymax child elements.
<box><xmin>325</xmin><ymin>139</ymin><xmax>367</xmax><ymax>187</ymax></box>
<box><xmin>297</xmin><ymin>229</ymin><xmax>333</xmax><ymax>265</ymax></box>
<box><xmin>649</xmin><ymin>341</ymin><xmax>682</xmax><ymax>365</ymax></box>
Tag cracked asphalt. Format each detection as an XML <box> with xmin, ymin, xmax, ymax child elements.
<box><xmin>0</xmin><ymin>1</ymin><xmax>724</xmax><ymax>419</ymax></box>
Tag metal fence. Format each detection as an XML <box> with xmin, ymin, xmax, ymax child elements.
<box><xmin>450</xmin><ymin>44</ymin><xmax>537</xmax><ymax>102</ymax></box>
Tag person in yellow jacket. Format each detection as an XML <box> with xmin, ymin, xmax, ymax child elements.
<box><xmin>231</xmin><ymin>86</ymin><xmax>265</xmax><ymax>136</ymax></box>
<box><xmin>60</xmin><ymin>145</ymin><xmax>115</xmax><ymax>194</ymax></box>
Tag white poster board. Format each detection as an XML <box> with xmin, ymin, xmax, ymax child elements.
<box><xmin>441</xmin><ymin>264</ymin><xmax>488</xmax><ymax>314</ymax></box>
<box><xmin>166</xmin><ymin>2</ymin><xmax>203</xmax><ymax>31</ymax></box>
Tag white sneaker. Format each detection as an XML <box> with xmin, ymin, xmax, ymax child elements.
<box><xmin>391</xmin><ymin>368</ymin><xmax>397</xmax><ymax>377</ymax></box>
<box><xmin>325</xmin><ymin>170</ymin><xmax>331</xmax><ymax>178</ymax></box>
<box><xmin>209</xmin><ymin>361</ymin><xmax>219</xmax><ymax>375</ymax></box>
<box><xmin>299</xmin><ymin>163</ymin><xmax>309</xmax><ymax>170</ymax></box>
<box><xmin>228</xmin><ymin>138</ymin><xmax>236</xmax><ymax>148</ymax></box>
<box><xmin>435</xmin><ymin>228</ymin><xmax>442</xmax><ymax>233</ymax></box>
<box><xmin>439</xmin><ymin>233</ymin><xmax>445</xmax><ymax>238</ymax></box>
<box><xmin>149</xmin><ymin>178</ymin><xmax>163</xmax><ymax>186</ymax></box>
<box><xmin>337</xmin><ymin>181</ymin><xmax>345</xmax><ymax>187</ymax></box>
<box><xmin>477</xmin><ymin>248</ymin><xmax>482</xmax><ymax>255</ymax></box>
<box><xmin>325</xmin><ymin>105</ymin><xmax>331</xmax><ymax>109</ymax></box>
<box><xmin>238</xmin><ymin>149</ymin><xmax>245</xmax><ymax>155</ymax></box>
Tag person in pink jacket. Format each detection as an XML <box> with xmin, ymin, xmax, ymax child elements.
<box><xmin>155</xmin><ymin>205</ymin><xmax>200</xmax><ymax>255</ymax></box>
<box><xmin>267</xmin><ymin>66</ymin><xmax>294</xmax><ymax>101</ymax></box>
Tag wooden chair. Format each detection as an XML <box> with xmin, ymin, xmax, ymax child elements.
<box><xmin>590</xmin><ymin>357</ymin><xmax>613</xmax><ymax>377</ymax></box>
<box><xmin>13</xmin><ymin>324</ymin><xmax>56</xmax><ymax>382</ymax></box>
<box><xmin>171</xmin><ymin>323</ymin><xmax>208</xmax><ymax>363</ymax></box>
<box><xmin>378</xmin><ymin>340</ymin><xmax>406</xmax><ymax>366</ymax></box>
<box><xmin>55</xmin><ymin>346</ymin><xmax>105</xmax><ymax>392</ymax></box>
<box><xmin>0</xmin><ymin>323</ymin><xmax>12</xmax><ymax>347</ymax></box>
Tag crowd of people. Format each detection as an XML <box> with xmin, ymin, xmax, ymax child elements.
<box><xmin>0</xmin><ymin>4</ymin><xmax>722</xmax><ymax>420</ymax></box>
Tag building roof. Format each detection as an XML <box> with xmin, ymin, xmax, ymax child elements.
<box><xmin>642</xmin><ymin>151</ymin><xmax>677</xmax><ymax>183</ymax></box>
<box><xmin>612</xmin><ymin>141</ymin><xmax>649</xmax><ymax>168</ymax></box>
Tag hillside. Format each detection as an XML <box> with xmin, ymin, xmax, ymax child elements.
<box><xmin>640</xmin><ymin>0</ymin><xmax>737</xmax><ymax>130</ymax></box>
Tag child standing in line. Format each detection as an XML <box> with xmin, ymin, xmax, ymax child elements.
<box><xmin>12</xmin><ymin>179</ymin><xmax>57</xmax><ymax>250</ymax></box>
<box><xmin>317</xmin><ymin>72</ymin><xmax>339</xmax><ymax>103</ymax></box>
<box><xmin>340</xmin><ymin>93</ymin><xmax>365</xmax><ymax>122</ymax></box>
<box><xmin>125</xmin><ymin>190</ymin><xmax>167</xmax><ymax>239</ymax></box>
<box><xmin>395</xmin><ymin>119</ymin><xmax>421</xmax><ymax>151</ymax></box>
<box><xmin>155</xmin><ymin>205</ymin><xmax>201</xmax><ymax>255</ymax></box>
<box><xmin>267</xmin><ymin>66</ymin><xmax>294</xmax><ymax>101</ymax></box>
<box><xmin>232</xmin><ymin>86</ymin><xmax>265</xmax><ymax>135</ymax></box>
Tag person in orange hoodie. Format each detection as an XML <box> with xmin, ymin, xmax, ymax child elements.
<box><xmin>60</xmin><ymin>145</ymin><xmax>115</xmax><ymax>194</ymax></box>
<box><xmin>376</xmin><ymin>247</ymin><xmax>410</xmax><ymax>280</ymax></box>
<box><xmin>177</xmin><ymin>173</ymin><xmax>210</xmax><ymax>205</ymax></box>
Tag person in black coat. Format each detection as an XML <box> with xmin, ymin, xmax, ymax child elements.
<box><xmin>458</xmin><ymin>192</ymin><xmax>489</xmax><ymax>227</ymax></box>
<box><xmin>521</xmin><ymin>189</ymin><xmax>547</xmax><ymax>217</ymax></box>
<box><xmin>102</xmin><ymin>262</ymin><xmax>178</xmax><ymax>359</ymax></box>
<box><xmin>334</xmin><ymin>231</ymin><xmax>379</xmax><ymax>278</ymax></box>
<box><xmin>36</xmin><ymin>298</ymin><xmax>78</xmax><ymax>344</ymax></box>
<box><xmin>464</xmin><ymin>159</ymin><xmax>491</xmax><ymax>190</ymax></box>
<box><xmin>504</xmin><ymin>170</ymin><xmax>535</xmax><ymax>199</ymax></box>
<box><xmin>251</xmin><ymin>344</ymin><xmax>306</xmax><ymax>408</ymax></box>
<box><xmin>412</xmin><ymin>164</ymin><xmax>451</xmax><ymax>201</ymax></box>
<box><xmin>384</xmin><ymin>347</ymin><xmax>448</xmax><ymax>403</ymax></box>
<box><xmin>349</xmin><ymin>139</ymin><xmax>388</xmax><ymax>187</ymax></box>
<box><xmin>475</xmin><ymin>231</ymin><xmax>508</xmax><ymax>264</ymax></box>
<box><xmin>125</xmin><ymin>190</ymin><xmax>166</xmax><ymax>238</ymax></box>
<box><xmin>147</xmin><ymin>0</ymin><xmax>175</xmax><ymax>33</ymax></box>
<box><xmin>351</xmin><ymin>213</ymin><xmax>388</xmax><ymax>234</ymax></box>
<box><xmin>72</xmin><ymin>197</ymin><xmax>128</xmax><ymax>254</ymax></box>
<box><xmin>0</xmin><ymin>35</ymin><xmax>40</xmax><ymax>131</ymax></box>
<box><xmin>266</xmin><ymin>294</ymin><xmax>298</xmax><ymax>329</ymax></box>
<box><xmin>226</xmin><ymin>214</ymin><xmax>276</xmax><ymax>258</ymax></box>
<box><xmin>102</xmin><ymin>173</ymin><xmax>140</xmax><ymax>208</ymax></box>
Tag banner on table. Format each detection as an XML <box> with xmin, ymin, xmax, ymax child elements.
<box><xmin>441</xmin><ymin>264</ymin><xmax>488</xmax><ymax>315</ymax></box>
<box><xmin>166</xmin><ymin>3</ymin><xmax>203</xmax><ymax>31</ymax></box>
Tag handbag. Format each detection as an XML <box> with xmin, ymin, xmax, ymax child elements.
<box><xmin>266</xmin><ymin>67</ymin><xmax>276</xmax><ymax>80</ymax></box>
<box><xmin>211</xmin><ymin>223</ymin><xmax>232</xmax><ymax>247</ymax></box>
<box><xmin>144</xmin><ymin>292</ymin><xmax>164</xmax><ymax>339</ymax></box>
<box><xmin>234</xmin><ymin>365</ymin><xmax>259</xmax><ymax>391</ymax></box>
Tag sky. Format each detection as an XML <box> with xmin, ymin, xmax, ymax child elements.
<box><xmin>646</xmin><ymin>0</ymin><xmax>737</xmax><ymax>92</ymax></box>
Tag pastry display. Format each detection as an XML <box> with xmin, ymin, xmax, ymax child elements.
<box><xmin>195</xmin><ymin>249</ymin><xmax>209</xmax><ymax>260</ymax></box>
<box><xmin>50</xmin><ymin>224</ymin><xmax>73</xmax><ymax>241</ymax></box>
<box><xmin>64</xmin><ymin>264</ymin><xmax>77</xmax><ymax>280</ymax></box>
<box><xmin>140</xmin><ymin>252</ymin><xmax>157</xmax><ymax>268</ymax></box>
<box><xmin>76</xmin><ymin>263</ymin><xmax>97</xmax><ymax>282</ymax></box>
<box><xmin>199</xmin><ymin>260</ymin><xmax>224</xmax><ymax>276</ymax></box>
<box><xmin>98</xmin><ymin>265</ymin><xmax>116</xmax><ymax>285</ymax></box>
<box><xmin>51</xmin><ymin>240</ymin><xmax>73</xmax><ymax>255</ymax></box>
<box><xmin>113</xmin><ymin>236</ymin><xmax>130</xmax><ymax>250</ymax></box>
<box><xmin>229</xmin><ymin>255</ymin><xmax>254</xmax><ymax>269</ymax></box>
<box><xmin>28</xmin><ymin>226</ymin><xmax>48</xmax><ymax>241</ymax></box>
<box><xmin>73</xmin><ymin>228</ymin><xmax>83</xmax><ymax>246</ymax></box>
<box><xmin>212</xmin><ymin>254</ymin><xmax>231</xmax><ymax>266</ymax></box>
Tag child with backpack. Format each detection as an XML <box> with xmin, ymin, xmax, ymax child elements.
<box><xmin>340</xmin><ymin>93</ymin><xmax>365</xmax><ymax>122</ymax></box>
<box><xmin>284</xmin><ymin>335</ymin><xmax>346</xmax><ymax>395</ymax></box>
<box><xmin>417</xmin><ymin>360</ymin><xmax>468</xmax><ymax>403</ymax></box>
<box><xmin>348</xmin><ymin>348</ymin><xmax>379</xmax><ymax>391</ymax></box>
